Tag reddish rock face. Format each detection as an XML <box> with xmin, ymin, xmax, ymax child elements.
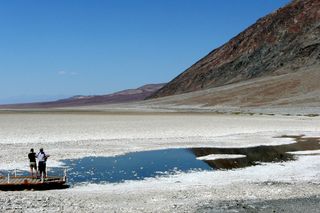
<box><xmin>150</xmin><ymin>0</ymin><xmax>320</xmax><ymax>99</ymax></box>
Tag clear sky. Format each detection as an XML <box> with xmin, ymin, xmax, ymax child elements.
<box><xmin>0</xmin><ymin>0</ymin><xmax>290</xmax><ymax>104</ymax></box>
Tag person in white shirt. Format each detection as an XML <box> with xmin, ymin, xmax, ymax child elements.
<box><xmin>37</xmin><ymin>148</ymin><xmax>50</xmax><ymax>178</ymax></box>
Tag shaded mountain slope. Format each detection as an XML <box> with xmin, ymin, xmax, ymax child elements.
<box><xmin>150</xmin><ymin>0</ymin><xmax>320</xmax><ymax>99</ymax></box>
<box><xmin>144</xmin><ymin>64</ymin><xmax>320</xmax><ymax>109</ymax></box>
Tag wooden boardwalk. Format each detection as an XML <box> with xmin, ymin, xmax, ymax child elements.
<box><xmin>0</xmin><ymin>176</ymin><xmax>68</xmax><ymax>191</ymax></box>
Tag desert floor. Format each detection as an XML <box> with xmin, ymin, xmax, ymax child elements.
<box><xmin>0</xmin><ymin>111</ymin><xmax>320</xmax><ymax>212</ymax></box>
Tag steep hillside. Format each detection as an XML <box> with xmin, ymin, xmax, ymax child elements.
<box><xmin>144</xmin><ymin>64</ymin><xmax>320</xmax><ymax>110</ymax></box>
<box><xmin>150</xmin><ymin>0</ymin><xmax>320</xmax><ymax>99</ymax></box>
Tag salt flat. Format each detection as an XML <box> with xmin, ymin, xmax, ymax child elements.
<box><xmin>0</xmin><ymin>111</ymin><xmax>320</xmax><ymax>212</ymax></box>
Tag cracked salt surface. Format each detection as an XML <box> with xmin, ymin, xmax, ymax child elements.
<box><xmin>0</xmin><ymin>113</ymin><xmax>320</xmax><ymax>212</ymax></box>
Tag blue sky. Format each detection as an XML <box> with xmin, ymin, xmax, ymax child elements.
<box><xmin>0</xmin><ymin>0</ymin><xmax>290</xmax><ymax>104</ymax></box>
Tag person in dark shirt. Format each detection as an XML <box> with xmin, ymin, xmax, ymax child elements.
<box><xmin>28</xmin><ymin>148</ymin><xmax>38</xmax><ymax>178</ymax></box>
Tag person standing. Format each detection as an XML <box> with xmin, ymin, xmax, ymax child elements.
<box><xmin>37</xmin><ymin>148</ymin><xmax>49</xmax><ymax>179</ymax></box>
<box><xmin>28</xmin><ymin>148</ymin><xmax>38</xmax><ymax>178</ymax></box>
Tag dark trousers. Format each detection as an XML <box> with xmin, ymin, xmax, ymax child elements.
<box><xmin>38</xmin><ymin>161</ymin><xmax>46</xmax><ymax>176</ymax></box>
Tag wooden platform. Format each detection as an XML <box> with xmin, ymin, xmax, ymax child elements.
<box><xmin>0</xmin><ymin>176</ymin><xmax>69</xmax><ymax>191</ymax></box>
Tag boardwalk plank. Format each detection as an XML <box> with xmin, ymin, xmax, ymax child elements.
<box><xmin>0</xmin><ymin>176</ymin><xmax>67</xmax><ymax>190</ymax></box>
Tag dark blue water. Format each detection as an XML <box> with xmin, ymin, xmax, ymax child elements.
<box><xmin>63</xmin><ymin>149</ymin><xmax>212</xmax><ymax>184</ymax></box>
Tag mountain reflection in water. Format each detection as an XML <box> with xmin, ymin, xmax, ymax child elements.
<box><xmin>192</xmin><ymin>135</ymin><xmax>320</xmax><ymax>169</ymax></box>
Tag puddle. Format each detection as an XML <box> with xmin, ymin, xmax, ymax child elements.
<box><xmin>2</xmin><ymin>135</ymin><xmax>320</xmax><ymax>185</ymax></box>
<box><xmin>61</xmin><ymin>149</ymin><xmax>211</xmax><ymax>184</ymax></box>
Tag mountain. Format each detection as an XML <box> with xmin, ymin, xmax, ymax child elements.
<box><xmin>149</xmin><ymin>0</ymin><xmax>320</xmax><ymax>100</ymax></box>
<box><xmin>0</xmin><ymin>83</ymin><xmax>165</xmax><ymax>109</ymax></box>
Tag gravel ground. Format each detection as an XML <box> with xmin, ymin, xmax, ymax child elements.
<box><xmin>1</xmin><ymin>182</ymin><xmax>320</xmax><ymax>212</ymax></box>
<box><xmin>197</xmin><ymin>195</ymin><xmax>320</xmax><ymax>213</ymax></box>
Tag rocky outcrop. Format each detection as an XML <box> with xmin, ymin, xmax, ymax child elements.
<box><xmin>150</xmin><ymin>0</ymin><xmax>320</xmax><ymax>99</ymax></box>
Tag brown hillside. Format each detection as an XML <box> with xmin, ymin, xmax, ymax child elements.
<box><xmin>145</xmin><ymin>65</ymin><xmax>320</xmax><ymax>109</ymax></box>
<box><xmin>150</xmin><ymin>0</ymin><xmax>320</xmax><ymax>99</ymax></box>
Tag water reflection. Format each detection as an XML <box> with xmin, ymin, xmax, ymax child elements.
<box><xmin>192</xmin><ymin>135</ymin><xmax>320</xmax><ymax>169</ymax></box>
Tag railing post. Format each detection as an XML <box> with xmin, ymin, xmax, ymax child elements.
<box><xmin>7</xmin><ymin>173</ymin><xmax>10</xmax><ymax>183</ymax></box>
<box><xmin>14</xmin><ymin>169</ymin><xmax>17</xmax><ymax>177</ymax></box>
<box><xmin>63</xmin><ymin>168</ymin><xmax>67</xmax><ymax>182</ymax></box>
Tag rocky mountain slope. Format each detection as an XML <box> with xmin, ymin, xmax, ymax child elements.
<box><xmin>0</xmin><ymin>83</ymin><xmax>165</xmax><ymax>109</ymax></box>
<box><xmin>150</xmin><ymin>0</ymin><xmax>320</xmax><ymax>99</ymax></box>
<box><xmin>142</xmin><ymin>63</ymin><xmax>320</xmax><ymax>113</ymax></box>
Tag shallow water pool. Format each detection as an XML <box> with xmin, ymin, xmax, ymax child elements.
<box><xmin>2</xmin><ymin>135</ymin><xmax>320</xmax><ymax>186</ymax></box>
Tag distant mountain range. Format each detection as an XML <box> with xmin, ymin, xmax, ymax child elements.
<box><xmin>0</xmin><ymin>84</ymin><xmax>165</xmax><ymax>109</ymax></box>
<box><xmin>149</xmin><ymin>0</ymin><xmax>320</xmax><ymax>108</ymax></box>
